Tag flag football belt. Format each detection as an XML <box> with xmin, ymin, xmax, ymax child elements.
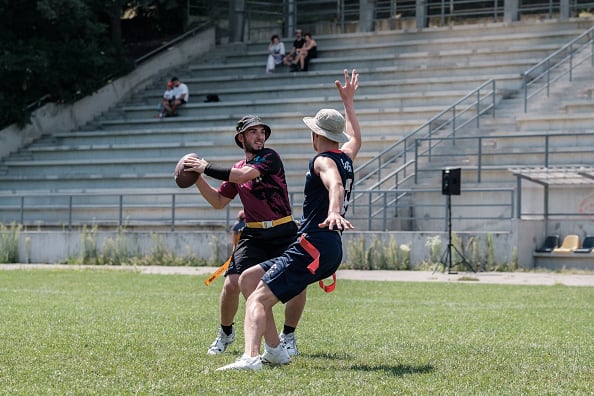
<box><xmin>204</xmin><ymin>231</ymin><xmax>241</xmax><ymax>286</ymax></box>
<box><xmin>298</xmin><ymin>234</ymin><xmax>336</xmax><ymax>293</ymax></box>
<box><xmin>245</xmin><ymin>215</ymin><xmax>293</xmax><ymax>229</ymax></box>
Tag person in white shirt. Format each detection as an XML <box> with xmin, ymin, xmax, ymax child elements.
<box><xmin>162</xmin><ymin>76</ymin><xmax>189</xmax><ymax>117</ymax></box>
<box><xmin>266</xmin><ymin>34</ymin><xmax>285</xmax><ymax>74</ymax></box>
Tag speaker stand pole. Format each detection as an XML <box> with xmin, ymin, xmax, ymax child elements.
<box><xmin>433</xmin><ymin>194</ymin><xmax>476</xmax><ymax>274</ymax></box>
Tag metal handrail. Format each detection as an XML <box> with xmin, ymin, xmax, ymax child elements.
<box><xmin>414</xmin><ymin>131</ymin><xmax>594</xmax><ymax>184</ymax></box>
<box><xmin>0</xmin><ymin>187</ymin><xmax>514</xmax><ymax>233</ymax></box>
<box><xmin>354</xmin><ymin>79</ymin><xmax>496</xmax><ymax>189</ymax></box>
<box><xmin>522</xmin><ymin>26</ymin><xmax>594</xmax><ymax>112</ymax></box>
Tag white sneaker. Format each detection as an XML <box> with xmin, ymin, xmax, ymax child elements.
<box><xmin>280</xmin><ymin>332</ymin><xmax>299</xmax><ymax>356</ymax></box>
<box><xmin>216</xmin><ymin>355</ymin><xmax>262</xmax><ymax>371</ymax></box>
<box><xmin>207</xmin><ymin>327</ymin><xmax>235</xmax><ymax>355</ymax></box>
<box><xmin>261</xmin><ymin>343</ymin><xmax>291</xmax><ymax>365</ymax></box>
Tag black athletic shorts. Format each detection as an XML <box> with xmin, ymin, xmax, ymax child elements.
<box><xmin>227</xmin><ymin>220</ymin><xmax>298</xmax><ymax>275</ymax></box>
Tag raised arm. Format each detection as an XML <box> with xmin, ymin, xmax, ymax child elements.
<box><xmin>335</xmin><ymin>69</ymin><xmax>361</xmax><ymax>162</ymax></box>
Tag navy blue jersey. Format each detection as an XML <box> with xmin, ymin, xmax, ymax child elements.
<box><xmin>299</xmin><ymin>150</ymin><xmax>354</xmax><ymax>234</ymax></box>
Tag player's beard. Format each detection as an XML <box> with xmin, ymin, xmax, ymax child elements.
<box><xmin>244</xmin><ymin>140</ymin><xmax>264</xmax><ymax>154</ymax></box>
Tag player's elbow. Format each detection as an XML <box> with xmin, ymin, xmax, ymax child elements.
<box><xmin>329</xmin><ymin>182</ymin><xmax>345</xmax><ymax>195</ymax></box>
<box><xmin>207</xmin><ymin>195</ymin><xmax>228</xmax><ymax>210</ymax></box>
<box><xmin>212</xmin><ymin>203</ymin><xmax>226</xmax><ymax>210</ymax></box>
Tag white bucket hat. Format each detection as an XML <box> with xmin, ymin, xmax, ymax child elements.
<box><xmin>302</xmin><ymin>109</ymin><xmax>350</xmax><ymax>143</ymax></box>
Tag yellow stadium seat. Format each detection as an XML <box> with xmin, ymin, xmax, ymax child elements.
<box><xmin>552</xmin><ymin>235</ymin><xmax>580</xmax><ymax>253</ymax></box>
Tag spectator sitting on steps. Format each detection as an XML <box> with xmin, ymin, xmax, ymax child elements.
<box><xmin>161</xmin><ymin>77</ymin><xmax>189</xmax><ymax>117</ymax></box>
<box><xmin>158</xmin><ymin>81</ymin><xmax>175</xmax><ymax>119</ymax></box>
<box><xmin>283</xmin><ymin>29</ymin><xmax>305</xmax><ymax>68</ymax></box>
<box><xmin>266</xmin><ymin>34</ymin><xmax>286</xmax><ymax>74</ymax></box>
<box><xmin>293</xmin><ymin>33</ymin><xmax>317</xmax><ymax>72</ymax></box>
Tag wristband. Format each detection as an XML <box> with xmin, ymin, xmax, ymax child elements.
<box><xmin>204</xmin><ymin>163</ymin><xmax>232</xmax><ymax>181</ymax></box>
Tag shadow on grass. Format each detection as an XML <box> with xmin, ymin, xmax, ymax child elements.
<box><xmin>302</xmin><ymin>353</ymin><xmax>434</xmax><ymax>376</ymax></box>
<box><xmin>303</xmin><ymin>352</ymin><xmax>352</xmax><ymax>360</ymax></box>
<box><xmin>351</xmin><ymin>363</ymin><xmax>434</xmax><ymax>376</ymax></box>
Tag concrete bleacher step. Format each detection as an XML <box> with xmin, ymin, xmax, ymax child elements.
<box><xmin>140</xmin><ymin>68</ymin><xmax>524</xmax><ymax>97</ymax></box>
<box><xmin>97</xmin><ymin>116</ymin><xmax>425</xmax><ymax>136</ymax></box>
<box><xmin>412</xmin><ymin>123</ymin><xmax>594</xmax><ymax>188</ymax></box>
<box><xmin>117</xmin><ymin>90</ymin><xmax>480</xmax><ymax>120</ymax></box>
<box><xmin>185</xmin><ymin>51</ymin><xmax>558</xmax><ymax>77</ymax></box>
<box><xmin>515</xmin><ymin>113</ymin><xmax>594</xmax><ymax>131</ymax></box>
<box><xmin>244</xmin><ymin>21</ymin><xmax>587</xmax><ymax>50</ymax></box>
<box><xmin>562</xmin><ymin>100</ymin><xmax>594</xmax><ymax>113</ymax></box>
<box><xmin>43</xmin><ymin>107</ymin><xmax>422</xmax><ymax>141</ymax></box>
<box><xmin>245</xmin><ymin>33</ymin><xmax>574</xmax><ymax>54</ymax></box>
<box><xmin>0</xmin><ymin>171</ymin><xmax>308</xmax><ymax>193</ymax></box>
<box><xmin>130</xmin><ymin>73</ymin><xmax>522</xmax><ymax>106</ymax></box>
<box><xmin>0</xmin><ymin>145</ymin><xmax>383</xmax><ymax>194</ymax></box>
<box><xmin>24</xmin><ymin>136</ymin><xmax>393</xmax><ymax>159</ymax></box>
<box><xmin>185</xmin><ymin>55</ymin><xmax>541</xmax><ymax>79</ymax></box>
<box><xmin>0</xmin><ymin>150</ymin><xmax>384</xmax><ymax>177</ymax></box>
<box><xmin>193</xmin><ymin>47</ymin><xmax>560</xmax><ymax>75</ymax></box>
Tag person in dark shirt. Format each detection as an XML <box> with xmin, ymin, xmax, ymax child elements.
<box><xmin>294</xmin><ymin>33</ymin><xmax>318</xmax><ymax>72</ymax></box>
<box><xmin>217</xmin><ymin>69</ymin><xmax>362</xmax><ymax>371</ymax></box>
<box><xmin>230</xmin><ymin>209</ymin><xmax>245</xmax><ymax>247</ymax></box>
<box><xmin>283</xmin><ymin>29</ymin><xmax>305</xmax><ymax>67</ymax></box>
<box><xmin>183</xmin><ymin>115</ymin><xmax>305</xmax><ymax>358</ymax></box>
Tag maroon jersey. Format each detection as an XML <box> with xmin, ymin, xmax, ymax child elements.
<box><xmin>218</xmin><ymin>148</ymin><xmax>292</xmax><ymax>222</ymax></box>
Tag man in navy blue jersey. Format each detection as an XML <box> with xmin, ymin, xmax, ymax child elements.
<box><xmin>217</xmin><ymin>69</ymin><xmax>362</xmax><ymax>371</ymax></box>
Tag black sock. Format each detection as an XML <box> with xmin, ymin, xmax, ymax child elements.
<box><xmin>283</xmin><ymin>325</ymin><xmax>296</xmax><ymax>335</ymax></box>
<box><xmin>221</xmin><ymin>323</ymin><xmax>234</xmax><ymax>336</ymax></box>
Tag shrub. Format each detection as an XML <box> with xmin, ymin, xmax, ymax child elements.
<box><xmin>0</xmin><ymin>223</ymin><xmax>22</xmax><ymax>263</ymax></box>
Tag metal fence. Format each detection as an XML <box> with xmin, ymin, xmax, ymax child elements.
<box><xmin>0</xmin><ymin>187</ymin><xmax>514</xmax><ymax>232</ymax></box>
<box><xmin>523</xmin><ymin>25</ymin><xmax>594</xmax><ymax>112</ymax></box>
<box><xmin>187</xmin><ymin>0</ymin><xmax>594</xmax><ymax>38</ymax></box>
<box><xmin>415</xmin><ymin>132</ymin><xmax>594</xmax><ymax>182</ymax></box>
<box><xmin>354</xmin><ymin>79</ymin><xmax>496</xmax><ymax>191</ymax></box>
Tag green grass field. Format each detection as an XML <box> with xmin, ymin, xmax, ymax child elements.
<box><xmin>1</xmin><ymin>268</ymin><xmax>592</xmax><ymax>395</ymax></box>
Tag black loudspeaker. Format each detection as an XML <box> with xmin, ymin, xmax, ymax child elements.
<box><xmin>442</xmin><ymin>168</ymin><xmax>461</xmax><ymax>195</ymax></box>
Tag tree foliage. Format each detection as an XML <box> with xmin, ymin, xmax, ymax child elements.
<box><xmin>0</xmin><ymin>0</ymin><xmax>132</xmax><ymax>127</ymax></box>
<box><xmin>0</xmin><ymin>0</ymin><xmax>186</xmax><ymax>129</ymax></box>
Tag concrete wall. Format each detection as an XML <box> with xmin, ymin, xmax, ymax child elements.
<box><xmin>0</xmin><ymin>27</ymin><xmax>216</xmax><ymax>161</ymax></box>
<box><xmin>10</xmin><ymin>229</ymin><xmax>518</xmax><ymax>269</ymax></box>
<box><xmin>11</xmin><ymin>222</ymin><xmax>590</xmax><ymax>270</ymax></box>
<box><xmin>15</xmin><ymin>230</ymin><xmax>229</xmax><ymax>264</ymax></box>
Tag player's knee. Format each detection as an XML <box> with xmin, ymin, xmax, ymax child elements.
<box><xmin>238</xmin><ymin>272</ymin><xmax>260</xmax><ymax>296</ymax></box>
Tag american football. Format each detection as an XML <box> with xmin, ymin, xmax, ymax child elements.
<box><xmin>174</xmin><ymin>153</ymin><xmax>199</xmax><ymax>188</ymax></box>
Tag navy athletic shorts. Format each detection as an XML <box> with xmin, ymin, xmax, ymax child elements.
<box><xmin>260</xmin><ymin>231</ymin><xmax>343</xmax><ymax>303</ymax></box>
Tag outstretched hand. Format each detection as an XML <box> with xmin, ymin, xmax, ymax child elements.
<box><xmin>319</xmin><ymin>211</ymin><xmax>355</xmax><ymax>231</ymax></box>
<box><xmin>335</xmin><ymin>69</ymin><xmax>359</xmax><ymax>102</ymax></box>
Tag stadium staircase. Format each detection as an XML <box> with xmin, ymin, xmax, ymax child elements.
<box><xmin>0</xmin><ymin>19</ymin><xmax>592</xmax><ymax>230</ymax></box>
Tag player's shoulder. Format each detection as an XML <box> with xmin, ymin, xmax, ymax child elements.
<box><xmin>233</xmin><ymin>158</ymin><xmax>247</xmax><ymax>168</ymax></box>
<box><xmin>259</xmin><ymin>147</ymin><xmax>281</xmax><ymax>159</ymax></box>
